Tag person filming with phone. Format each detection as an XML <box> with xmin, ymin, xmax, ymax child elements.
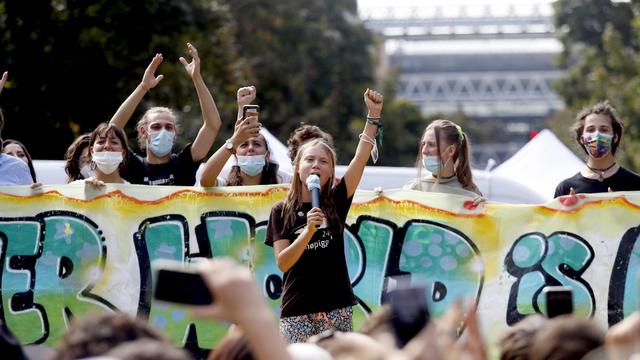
<box><xmin>200</xmin><ymin>86</ymin><xmax>285</xmax><ymax>186</ymax></box>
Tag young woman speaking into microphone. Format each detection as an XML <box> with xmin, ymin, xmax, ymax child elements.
<box><xmin>265</xmin><ymin>89</ymin><xmax>384</xmax><ymax>343</ymax></box>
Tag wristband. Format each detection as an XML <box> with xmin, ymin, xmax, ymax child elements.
<box><xmin>366</xmin><ymin>116</ymin><xmax>383</xmax><ymax>144</ymax></box>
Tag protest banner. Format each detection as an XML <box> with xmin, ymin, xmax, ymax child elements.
<box><xmin>0</xmin><ymin>184</ymin><xmax>638</xmax><ymax>353</ymax></box>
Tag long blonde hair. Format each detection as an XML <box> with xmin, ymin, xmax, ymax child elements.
<box><xmin>283</xmin><ymin>139</ymin><xmax>343</xmax><ymax>234</ymax></box>
<box><xmin>416</xmin><ymin>119</ymin><xmax>481</xmax><ymax>195</ymax></box>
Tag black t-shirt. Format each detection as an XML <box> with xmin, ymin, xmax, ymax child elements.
<box><xmin>265</xmin><ymin>178</ymin><xmax>357</xmax><ymax>318</ymax></box>
<box><xmin>122</xmin><ymin>144</ymin><xmax>200</xmax><ymax>186</ymax></box>
<box><xmin>554</xmin><ymin>166</ymin><xmax>640</xmax><ymax>197</ymax></box>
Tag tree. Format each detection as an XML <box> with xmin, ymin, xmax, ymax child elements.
<box><xmin>551</xmin><ymin>0</ymin><xmax>640</xmax><ymax>169</ymax></box>
<box><xmin>223</xmin><ymin>0</ymin><xmax>374</xmax><ymax>164</ymax></box>
<box><xmin>0</xmin><ymin>0</ymin><xmax>244</xmax><ymax>159</ymax></box>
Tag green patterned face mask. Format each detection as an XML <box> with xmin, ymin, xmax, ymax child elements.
<box><xmin>582</xmin><ymin>131</ymin><xmax>613</xmax><ymax>158</ymax></box>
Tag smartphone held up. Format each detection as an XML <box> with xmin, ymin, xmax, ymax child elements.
<box><xmin>389</xmin><ymin>286</ymin><xmax>430</xmax><ymax>347</ymax></box>
<box><xmin>542</xmin><ymin>285</ymin><xmax>573</xmax><ymax>318</ymax></box>
<box><xmin>242</xmin><ymin>104</ymin><xmax>260</xmax><ymax>123</ymax></box>
<box><xmin>152</xmin><ymin>259</ymin><xmax>213</xmax><ymax>306</ymax></box>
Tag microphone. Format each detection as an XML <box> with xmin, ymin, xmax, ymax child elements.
<box><xmin>306</xmin><ymin>174</ymin><xmax>321</xmax><ymax>208</ymax></box>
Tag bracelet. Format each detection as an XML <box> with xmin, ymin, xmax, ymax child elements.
<box><xmin>366</xmin><ymin>116</ymin><xmax>382</xmax><ymax>126</ymax></box>
<box><xmin>359</xmin><ymin>132</ymin><xmax>379</xmax><ymax>164</ymax></box>
<box><xmin>366</xmin><ymin>116</ymin><xmax>383</xmax><ymax>146</ymax></box>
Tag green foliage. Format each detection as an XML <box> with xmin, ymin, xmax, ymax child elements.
<box><xmin>0</xmin><ymin>0</ymin><xmax>243</xmax><ymax>158</ymax></box>
<box><xmin>372</xmin><ymin>99</ymin><xmax>423</xmax><ymax>166</ymax></box>
<box><xmin>551</xmin><ymin>0</ymin><xmax>640</xmax><ymax>170</ymax></box>
<box><xmin>223</xmin><ymin>0</ymin><xmax>374</xmax><ymax>163</ymax></box>
<box><xmin>553</xmin><ymin>0</ymin><xmax>634</xmax><ymax>65</ymax></box>
<box><xmin>0</xmin><ymin>0</ymin><xmax>432</xmax><ymax>168</ymax></box>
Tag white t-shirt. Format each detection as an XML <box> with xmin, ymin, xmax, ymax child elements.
<box><xmin>70</xmin><ymin>178</ymin><xmax>130</xmax><ymax>185</ymax></box>
<box><xmin>213</xmin><ymin>169</ymin><xmax>290</xmax><ymax>186</ymax></box>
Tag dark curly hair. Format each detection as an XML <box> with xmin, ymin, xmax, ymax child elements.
<box><xmin>287</xmin><ymin>123</ymin><xmax>334</xmax><ymax>164</ymax></box>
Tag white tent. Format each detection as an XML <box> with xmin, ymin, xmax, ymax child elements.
<box><xmin>260</xmin><ymin>127</ymin><xmax>292</xmax><ymax>174</ymax></box>
<box><xmin>492</xmin><ymin>129</ymin><xmax>584</xmax><ymax>201</ymax></box>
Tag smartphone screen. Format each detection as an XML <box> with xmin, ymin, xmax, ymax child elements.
<box><xmin>154</xmin><ymin>265</ymin><xmax>213</xmax><ymax>306</ymax></box>
<box><xmin>242</xmin><ymin>105</ymin><xmax>260</xmax><ymax>121</ymax></box>
<box><xmin>389</xmin><ymin>286</ymin><xmax>430</xmax><ymax>347</ymax></box>
<box><xmin>543</xmin><ymin>286</ymin><xmax>573</xmax><ymax>318</ymax></box>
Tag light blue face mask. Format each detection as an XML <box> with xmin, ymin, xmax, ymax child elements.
<box><xmin>149</xmin><ymin>130</ymin><xmax>175</xmax><ymax>157</ymax></box>
<box><xmin>422</xmin><ymin>155</ymin><xmax>440</xmax><ymax>174</ymax></box>
<box><xmin>237</xmin><ymin>155</ymin><xmax>266</xmax><ymax>177</ymax></box>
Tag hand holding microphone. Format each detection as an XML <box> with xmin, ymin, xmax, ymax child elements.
<box><xmin>306</xmin><ymin>174</ymin><xmax>327</xmax><ymax>230</ymax></box>
<box><xmin>306</xmin><ymin>174</ymin><xmax>321</xmax><ymax>208</ymax></box>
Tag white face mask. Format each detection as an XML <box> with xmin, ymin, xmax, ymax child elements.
<box><xmin>237</xmin><ymin>155</ymin><xmax>266</xmax><ymax>176</ymax></box>
<box><xmin>92</xmin><ymin>151</ymin><xmax>123</xmax><ymax>175</ymax></box>
<box><xmin>80</xmin><ymin>164</ymin><xmax>94</xmax><ymax>179</ymax></box>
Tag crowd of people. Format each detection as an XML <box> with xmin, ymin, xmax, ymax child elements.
<box><xmin>2</xmin><ymin>43</ymin><xmax>640</xmax><ymax>359</ymax></box>
<box><xmin>4</xmin><ymin>257</ymin><xmax>640</xmax><ymax>360</ymax></box>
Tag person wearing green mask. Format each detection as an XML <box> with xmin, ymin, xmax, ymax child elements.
<box><xmin>109</xmin><ymin>43</ymin><xmax>222</xmax><ymax>186</ymax></box>
<box><xmin>200</xmin><ymin>86</ymin><xmax>284</xmax><ymax>187</ymax></box>
<box><xmin>404</xmin><ymin>119</ymin><xmax>482</xmax><ymax>197</ymax></box>
<box><xmin>554</xmin><ymin>101</ymin><xmax>640</xmax><ymax>197</ymax></box>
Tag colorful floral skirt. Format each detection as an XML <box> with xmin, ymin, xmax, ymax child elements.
<box><xmin>280</xmin><ymin>306</ymin><xmax>353</xmax><ymax>343</ymax></box>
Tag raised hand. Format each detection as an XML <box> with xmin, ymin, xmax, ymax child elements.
<box><xmin>0</xmin><ymin>71</ymin><xmax>8</xmax><ymax>94</ymax></box>
<box><xmin>237</xmin><ymin>86</ymin><xmax>257</xmax><ymax>108</ymax></box>
<box><xmin>230</xmin><ymin>115</ymin><xmax>260</xmax><ymax>146</ymax></box>
<box><xmin>364</xmin><ymin>88</ymin><xmax>384</xmax><ymax>118</ymax></box>
<box><xmin>140</xmin><ymin>54</ymin><xmax>164</xmax><ymax>91</ymax></box>
<box><xmin>192</xmin><ymin>258</ymin><xmax>269</xmax><ymax>324</ymax></box>
<box><xmin>179</xmin><ymin>42</ymin><xmax>201</xmax><ymax>79</ymax></box>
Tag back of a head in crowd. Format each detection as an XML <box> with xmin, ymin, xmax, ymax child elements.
<box><xmin>287</xmin><ymin>123</ymin><xmax>334</xmax><ymax>163</ymax></box>
<box><xmin>3</xmin><ymin>139</ymin><xmax>37</xmax><ymax>183</ymax></box>
<box><xmin>0</xmin><ymin>322</ymin><xmax>27</xmax><ymax>360</ymax></box>
<box><xmin>417</xmin><ymin>119</ymin><xmax>480</xmax><ymax>194</ymax></box>
<box><xmin>572</xmin><ymin>100</ymin><xmax>624</xmax><ymax>156</ymax></box>
<box><xmin>53</xmin><ymin>312</ymin><xmax>168</xmax><ymax>360</ymax></box>
<box><xmin>529</xmin><ymin>315</ymin><xmax>604</xmax><ymax>360</ymax></box>
<box><xmin>207</xmin><ymin>329</ymin><xmax>254</xmax><ymax>360</ymax></box>
<box><xmin>358</xmin><ymin>304</ymin><xmax>392</xmax><ymax>338</ymax></box>
<box><xmin>499</xmin><ymin>314</ymin><xmax>548</xmax><ymax>360</ymax></box>
<box><xmin>309</xmin><ymin>329</ymin><xmax>390</xmax><ymax>360</ymax></box>
<box><xmin>104</xmin><ymin>338</ymin><xmax>191</xmax><ymax>360</ymax></box>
